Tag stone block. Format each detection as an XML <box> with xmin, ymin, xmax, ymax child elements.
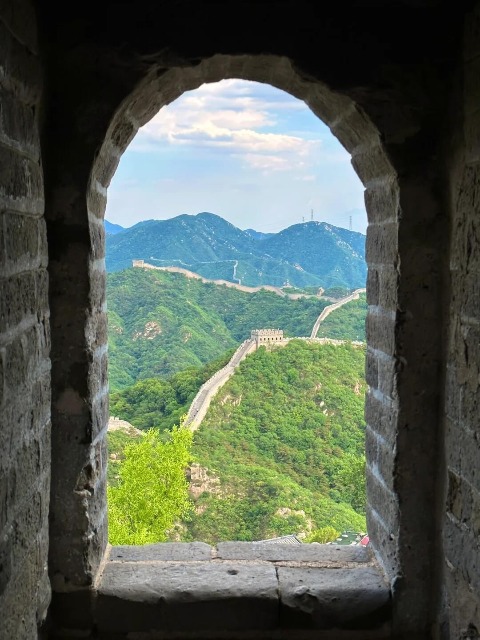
<box><xmin>89</xmin><ymin>220</ymin><xmax>105</xmax><ymax>262</ymax></box>
<box><xmin>365</xmin><ymin>349</ymin><xmax>379</xmax><ymax>389</ymax></box>
<box><xmin>365</xmin><ymin>467</ymin><xmax>398</xmax><ymax>534</ymax></box>
<box><xmin>96</xmin><ymin>562</ymin><xmax>278</xmax><ymax>633</ymax></box>
<box><xmin>366</xmin><ymin>221</ymin><xmax>398</xmax><ymax>266</ymax></box>
<box><xmin>87</xmin><ymin>185</ymin><xmax>107</xmax><ymax>219</ymax></box>
<box><xmin>5</xmin><ymin>213</ymin><xmax>40</xmax><ymax>271</ymax></box>
<box><xmin>0</xmin><ymin>86</ymin><xmax>39</xmax><ymax>156</ymax></box>
<box><xmin>0</xmin><ymin>145</ymin><xmax>43</xmax><ymax>213</ymax></box>
<box><xmin>278</xmin><ymin>566</ymin><xmax>390</xmax><ymax>629</ymax></box>
<box><xmin>109</xmin><ymin>118</ymin><xmax>137</xmax><ymax>151</ymax></box>
<box><xmin>0</xmin><ymin>272</ymin><xmax>36</xmax><ymax>333</ymax></box>
<box><xmin>331</xmin><ymin>104</ymin><xmax>379</xmax><ymax>153</ymax></box>
<box><xmin>216</xmin><ymin>542</ymin><xmax>371</xmax><ymax>564</ymax></box>
<box><xmin>0</xmin><ymin>21</ymin><xmax>42</xmax><ymax>104</ymax></box>
<box><xmin>444</xmin><ymin>515</ymin><xmax>480</xmax><ymax>593</ymax></box>
<box><xmin>364</xmin><ymin>180</ymin><xmax>399</xmax><ymax>225</ymax></box>
<box><xmin>109</xmin><ymin>542</ymin><xmax>212</xmax><ymax>562</ymax></box>
<box><xmin>351</xmin><ymin>143</ymin><xmax>393</xmax><ymax>186</ymax></box>
<box><xmin>364</xmin><ymin>389</ymin><xmax>398</xmax><ymax>448</ymax></box>
<box><xmin>365</xmin><ymin>426</ymin><xmax>394</xmax><ymax>494</ymax></box>
<box><xmin>367</xmin><ymin>267</ymin><xmax>379</xmax><ymax>306</ymax></box>
<box><xmin>365</xmin><ymin>311</ymin><xmax>396</xmax><ymax>356</ymax></box>
<box><xmin>93</xmin><ymin>141</ymin><xmax>121</xmax><ymax>188</ymax></box>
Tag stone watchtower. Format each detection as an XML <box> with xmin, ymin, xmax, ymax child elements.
<box><xmin>251</xmin><ymin>329</ymin><xmax>284</xmax><ymax>348</ymax></box>
<box><xmin>132</xmin><ymin>259</ymin><xmax>145</xmax><ymax>268</ymax></box>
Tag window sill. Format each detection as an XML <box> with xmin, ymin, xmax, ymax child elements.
<box><xmin>92</xmin><ymin>542</ymin><xmax>391</xmax><ymax>638</ymax></box>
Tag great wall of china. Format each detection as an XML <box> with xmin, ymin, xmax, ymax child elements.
<box><xmin>131</xmin><ymin>260</ymin><xmax>324</xmax><ymax>300</ymax></box>
<box><xmin>129</xmin><ymin>259</ymin><xmax>366</xmax><ymax>431</ymax></box>
<box><xmin>184</xmin><ymin>293</ymin><xmax>366</xmax><ymax>431</ymax></box>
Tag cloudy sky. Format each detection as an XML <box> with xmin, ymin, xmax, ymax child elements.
<box><xmin>105</xmin><ymin>80</ymin><xmax>367</xmax><ymax>234</ymax></box>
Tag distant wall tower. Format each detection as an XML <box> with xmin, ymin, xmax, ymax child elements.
<box><xmin>132</xmin><ymin>259</ymin><xmax>145</xmax><ymax>268</ymax></box>
<box><xmin>251</xmin><ymin>329</ymin><xmax>284</xmax><ymax>348</ymax></box>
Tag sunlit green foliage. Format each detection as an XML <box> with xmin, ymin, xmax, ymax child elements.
<box><xmin>107</xmin><ymin>268</ymin><xmax>330</xmax><ymax>390</ymax></box>
<box><xmin>181</xmin><ymin>340</ymin><xmax>367</xmax><ymax>541</ymax></box>
<box><xmin>316</xmin><ymin>294</ymin><xmax>367</xmax><ymax>341</ymax></box>
<box><xmin>109</xmin><ymin>351</ymin><xmax>235</xmax><ymax>431</ymax></box>
<box><xmin>108</xmin><ymin>423</ymin><xmax>193</xmax><ymax>545</ymax></box>
<box><xmin>305</xmin><ymin>526</ymin><xmax>340</xmax><ymax>543</ymax></box>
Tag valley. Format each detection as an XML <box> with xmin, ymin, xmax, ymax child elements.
<box><xmin>107</xmin><ymin>258</ymin><xmax>368</xmax><ymax>544</ymax></box>
<box><xmin>107</xmin><ymin>214</ymin><xmax>366</xmax><ymax>544</ymax></box>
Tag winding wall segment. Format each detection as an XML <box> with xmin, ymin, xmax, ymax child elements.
<box><xmin>310</xmin><ymin>288</ymin><xmax>366</xmax><ymax>338</ymax></box>
<box><xmin>185</xmin><ymin>339</ymin><xmax>257</xmax><ymax>430</ymax></box>
<box><xmin>184</xmin><ymin>288</ymin><xmax>366</xmax><ymax>431</ymax></box>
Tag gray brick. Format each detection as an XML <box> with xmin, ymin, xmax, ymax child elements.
<box><xmin>0</xmin><ymin>145</ymin><xmax>43</xmax><ymax>213</ymax></box>
<box><xmin>216</xmin><ymin>541</ymin><xmax>371</xmax><ymax>564</ymax></box>
<box><xmin>109</xmin><ymin>542</ymin><xmax>212</xmax><ymax>562</ymax></box>
<box><xmin>278</xmin><ymin>566</ymin><xmax>390</xmax><ymax>630</ymax></box>
<box><xmin>0</xmin><ymin>86</ymin><xmax>39</xmax><ymax>156</ymax></box>
<box><xmin>365</xmin><ymin>180</ymin><xmax>399</xmax><ymax>224</ymax></box>
<box><xmin>97</xmin><ymin>562</ymin><xmax>278</xmax><ymax>633</ymax></box>
<box><xmin>0</xmin><ymin>20</ymin><xmax>41</xmax><ymax>104</ymax></box>
<box><xmin>351</xmin><ymin>143</ymin><xmax>393</xmax><ymax>186</ymax></box>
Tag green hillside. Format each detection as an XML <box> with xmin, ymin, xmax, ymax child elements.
<box><xmin>107</xmin><ymin>268</ymin><xmax>330</xmax><ymax>390</ymax></box>
<box><xmin>316</xmin><ymin>294</ymin><xmax>367</xmax><ymax>341</ymax></box>
<box><xmin>180</xmin><ymin>340</ymin><xmax>367</xmax><ymax>542</ymax></box>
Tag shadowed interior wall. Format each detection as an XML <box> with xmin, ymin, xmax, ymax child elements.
<box><xmin>0</xmin><ymin>2</ymin><xmax>479</xmax><ymax>639</ymax></box>
<box><xmin>442</xmin><ymin>7</ymin><xmax>480</xmax><ymax>638</ymax></box>
<box><xmin>0</xmin><ymin>1</ymin><xmax>51</xmax><ymax>637</ymax></box>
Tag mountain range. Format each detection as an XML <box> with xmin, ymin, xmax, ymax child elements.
<box><xmin>105</xmin><ymin>212</ymin><xmax>366</xmax><ymax>289</ymax></box>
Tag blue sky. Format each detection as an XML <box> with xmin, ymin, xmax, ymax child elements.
<box><xmin>105</xmin><ymin>80</ymin><xmax>367</xmax><ymax>234</ymax></box>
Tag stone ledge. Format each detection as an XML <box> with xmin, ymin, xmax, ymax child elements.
<box><xmin>278</xmin><ymin>566</ymin><xmax>390</xmax><ymax>630</ymax></box>
<box><xmin>216</xmin><ymin>542</ymin><xmax>371</xmax><ymax>565</ymax></box>
<box><xmin>96</xmin><ymin>562</ymin><xmax>278</xmax><ymax>633</ymax></box>
<box><xmin>109</xmin><ymin>542</ymin><xmax>212</xmax><ymax>562</ymax></box>
<box><xmin>92</xmin><ymin>544</ymin><xmax>391</xmax><ymax>637</ymax></box>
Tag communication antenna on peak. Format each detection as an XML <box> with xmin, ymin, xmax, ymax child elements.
<box><xmin>311</xmin><ymin>209</ymin><xmax>314</xmax><ymax>221</ymax></box>
<box><xmin>302</xmin><ymin>216</ymin><xmax>305</xmax><ymax>223</ymax></box>
<box><xmin>349</xmin><ymin>215</ymin><xmax>352</xmax><ymax>231</ymax></box>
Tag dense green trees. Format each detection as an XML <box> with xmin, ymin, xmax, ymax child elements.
<box><xmin>109</xmin><ymin>350</ymin><xmax>235</xmax><ymax>431</ymax></box>
<box><xmin>315</xmin><ymin>294</ymin><xmax>367</xmax><ymax>341</ymax></box>
<box><xmin>106</xmin><ymin>269</ymin><xmax>369</xmax><ymax>543</ymax></box>
<box><xmin>107</xmin><ymin>269</ymin><xmax>331</xmax><ymax>390</ymax></box>
<box><xmin>108</xmin><ymin>424</ymin><xmax>193</xmax><ymax>545</ymax></box>
<box><xmin>179</xmin><ymin>340</ymin><xmax>367</xmax><ymax>541</ymax></box>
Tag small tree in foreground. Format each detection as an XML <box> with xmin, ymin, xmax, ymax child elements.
<box><xmin>108</xmin><ymin>422</ymin><xmax>193</xmax><ymax>545</ymax></box>
<box><xmin>305</xmin><ymin>526</ymin><xmax>340</xmax><ymax>544</ymax></box>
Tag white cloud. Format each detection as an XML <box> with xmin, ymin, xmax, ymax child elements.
<box><xmin>129</xmin><ymin>79</ymin><xmax>320</xmax><ymax>171</ymax></box>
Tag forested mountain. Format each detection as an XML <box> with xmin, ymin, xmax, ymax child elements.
<box><xmin>107</xmin><ymin>268</ymin><xmax>331</xmax><ymax>390</ymax></box>
<box><xmin>108</xmin><ymin>341</ymin><xmax>367</xmax><ymax>543</ymax></box>
<box><xmin>105</xmin><ymin>220</ymin><xmax>126</xmax><ymax>234</ymax></box>
<box><xmin>105</xmin><ymin>212</ymin><xmax>366</xmax><ymax>289</ymax></box>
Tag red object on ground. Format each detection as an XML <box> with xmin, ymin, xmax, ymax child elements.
<box><xmin>360</xmin><ymin>535</ymin><xmax>369</xmax><ymax>546</ymax></box>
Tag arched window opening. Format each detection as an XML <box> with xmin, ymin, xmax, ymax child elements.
<box><xmin>49</xmin><ymin>52</ymin><xmax>432</xmax><ymax>638</ymax></box>
<box><xmin>103</xmin><ymin>79</ymin><xmax>368</xmax><ymax>546</ymax></box>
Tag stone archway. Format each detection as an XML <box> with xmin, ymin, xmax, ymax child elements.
<box><xmin>45</xmin><ymin>48</ymin><xmax>446</xmax><ymax>637</ymax></box>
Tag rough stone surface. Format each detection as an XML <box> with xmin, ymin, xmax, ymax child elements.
<box><xmin>109</xmin><ymin>542</ymin><xmax>213</xmax><ymax>562</ymax></box>
<box><xmin>278</xmin><ymin>566</ymin><xmax>391</xmax><ymax>630</ymax></box>
<box><xmin>216</xmin><ymin>542</ymin><xmax>372</xmax><ymax>564</ymax></box>
<box><xmin>97</xmin><ymin>562</ymin><xmax>278</xmax><ymax>633</ymax></box>
<box><xmin>1</xmin><ymin>2</ymin><xmax>480</xmax><ymax>639</ymax></box>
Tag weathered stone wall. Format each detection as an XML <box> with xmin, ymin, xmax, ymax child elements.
<box><xmin>0</xmin><ymin>1</ymin><xmax>51</xmax><ymax>637</ymax></box>
<box><xmin>442</xmin><ymin>7</ymin><xmax>480</xmax><ymax>637</ymax></box>
<box><xmin>0</xmin><ymin>3</ymin><xmax>475</xmax><ymax>638</ymax></box>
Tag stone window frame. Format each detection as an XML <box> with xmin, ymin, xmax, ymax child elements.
<box><xmin>47</xmin><ymin>54</ymin><xmax>445</xmax><ymax>638</ymax></box>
